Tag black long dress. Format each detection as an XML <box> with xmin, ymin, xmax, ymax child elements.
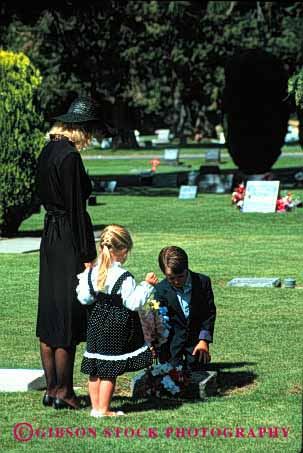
<box><xmin>36</xmin><ymin>137</ymin><xmax>97</xmax><ymax>348</ymax></box>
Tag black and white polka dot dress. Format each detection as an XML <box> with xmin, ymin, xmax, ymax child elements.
<box><xmin>81</xmin><ymin>269</ymin><xmax>153</xmax><ymax>378</ymax></box>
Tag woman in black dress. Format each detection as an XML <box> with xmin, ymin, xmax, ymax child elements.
<box><xmin>36</xmin><ymin>97</ymin><xmax>113</xmax><ymax>409</ymax></box>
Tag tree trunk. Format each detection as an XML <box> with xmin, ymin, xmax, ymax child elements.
<box><xmin>111</xmin><ymin>129</ymin><xmax>139</xmax><ymax>149</ymax></box>
<box><xmin>110</xmin><ymin>99</ymin><xmax>140</xmax><ymax>149</ymax></box>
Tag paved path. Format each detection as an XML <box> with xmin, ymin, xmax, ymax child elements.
<box><xmin>0</xmin><ymin>232</ymin><xmax>101</xmax><ymax>254</ymax></box>
<box><xmin>0</xmin><ymin>238</ymin><xmax>41</xmax><ymax>254</ymax></box>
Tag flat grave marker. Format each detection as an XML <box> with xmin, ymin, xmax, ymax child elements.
<box><xmin>228</xmin><ymin>277</ymin><xmax>281</xmax><ymax>288</ymax></box>
<box><xmin>0</xmin><ymin>238</ymin><xmax>41</xmax><ymax>254</ymax></box>
<box><xmin>131</xmin><ymin>370</ymin><xmax>218</xmax><ymax>400</ymax></box>
<box><xmin>0</xmin><ymin>369</ymin><xmax>46</xmax><ymax>392</ymax></box>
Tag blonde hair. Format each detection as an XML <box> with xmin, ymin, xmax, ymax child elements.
<box><xmin>97</xmin><ymin>224</ymin><xmax>133</xmax><ymax>290</ymax></box>
<box><xmin>48</xmin><ymin>122</ymin><xmax>94</xmax><ymax>150</ymax></box>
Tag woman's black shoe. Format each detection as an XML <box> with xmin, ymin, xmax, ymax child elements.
<box><xmin>53</xmin><ymin>398</ymin><xmax>79</xmax><ymax>410</ymax></box>
<box><xmin>42</xmin><ymin>394</ymin><xmax>55</xmax><ymax>407</ymax></box>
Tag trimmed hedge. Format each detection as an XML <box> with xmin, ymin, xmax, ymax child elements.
<box><xmin>222</xmin><ymin>49</ymin><xmax>290</xmax><ymax>174</ymax></box>
<box><xmin>0</xmin><ymin>49</ymin><xmax>44</xmax><ymax>237</ymax></box>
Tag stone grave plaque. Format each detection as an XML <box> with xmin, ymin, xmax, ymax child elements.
<box><xmin>131</xmin><ymin>370</ymin><xmax>218</xmax><ymax>400</ymax></box>
<box><xmin>164</xmin><ymin>148</ymin><xmax>179</xmax><ymax>164</ymax></box>
<box><xmin>0</xmin><ymin>369</ymin><xmax>46</xmax><ymax>392</ymax></box>
<box><xmin>205</xmin><ymin>149</ymin><xmax>221</xmax><ymax>163</ymax></box>
<box><xmin>179</xmin><ymin>185</ymin><xmax>198</xmax><ymax>199</ymax></box>
<box><xmin>228</xmin><ymin>277</ymin><xmax>281</xmax><ymax>288</ymax></box>
<box><xmin>0</xmin><ymin>238</ymin><xmax>41</xmax><ymax>254</ymax></box>
<box><xmin>242</xmin><ymin>181</ymin><xmax>280</xmax><ymax>213</ymax></box>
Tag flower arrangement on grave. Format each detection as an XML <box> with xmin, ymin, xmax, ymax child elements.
<box><xmin>276</xmin><ymin>191</ymin><xmax>295</xmax><ymax>212</ymax></box>
<box><xmin>138</xmin><ymin>295</ymin><xmax>170</xmax><ymax>359</ymax></box>
<box><xmin>134</xmin><ymin>297</ymin><xmax>192</xmax><ymax>397</ymax></box>
<box><xmin>231</xmin><ymin>182</ymin><xmax>245</xmax><ymax>209</ymax></box>
<box><xmin>132</xmin><ymin>362</ymin><xmax>191</xmax><ymax>398</ymax></box>
<box><xmin>276</xmin><ymin>191</ymin><xmax>303</xmax><ymax>212</ymax></box>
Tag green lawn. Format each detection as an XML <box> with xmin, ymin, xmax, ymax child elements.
<box><xmin>83</xmin><ymin>145</ymin><xmax>303</xmax><ymax>175</ymax></box>
<box><xmin>0</xmin><ymin>192</ymin><xmax>302</xmax><ymax>452</ymax></box>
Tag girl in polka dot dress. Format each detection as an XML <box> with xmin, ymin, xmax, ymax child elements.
<box><xmin>76</xmin><ymin>224</ymin><xmax>158</xmax><ymax>417</ymax></box>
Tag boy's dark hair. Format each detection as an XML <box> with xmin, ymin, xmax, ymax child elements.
<box><xmin>158</xmin><ymin>246</ymin><xmax>188</xmax><ymax>274</ymax></box>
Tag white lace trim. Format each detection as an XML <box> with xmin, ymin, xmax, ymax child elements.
<box><xmin>83</xmin><ymin>344</ymin><xmax>149</xmax><ymax>361</ymax></box>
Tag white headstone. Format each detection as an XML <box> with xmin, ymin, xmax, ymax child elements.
<box><xmin>152</xmin><ymin>129</ymin><xmax>171</xmax><ymax>145</ymax></box>
<box><xmin>242</xmin><ymin>181</ymin><xmax>280</xmax><ymax>213</ymax></box>
<box><xmin>179</xmin><ymin>185</ymin><xmax>198</xmax><ymax>199</ymax></box>
<box><xmin>164</xmin><ymin>148</ymin><xmax>179</xmax><ymax>162</ymax></box>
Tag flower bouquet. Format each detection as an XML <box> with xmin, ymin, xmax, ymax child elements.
<box><xmin>138</xmin><ymin>295</ymin><xmax>170</xmax><ymax>360</ymax></box>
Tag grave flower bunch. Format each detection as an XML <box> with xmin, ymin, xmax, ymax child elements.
<box><xmin>132</xmin><ymin>362</ymin><xmax>191</xmax><ymax>397</ymax></box>
<box><xmin>231</xmin><ymin>182</ymin><xmax>245</xmax><ymax>209</ymax></box>
<box><xmin>276</xmin><ymin>191</ymin><xmax>300</xmax><ymax>212</ymax></box>
<box><xmin>138</xmin><ymin>295</ymin><xmax>170</xmax><ymax>357</ymax></box>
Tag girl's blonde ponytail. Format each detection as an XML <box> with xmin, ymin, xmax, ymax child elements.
<box><xmin>96</xmin><ymin>224</ymin><xmax>133</xmax><ymax>290</ymax></box>
<box><xmin>97</xmin><ymin>244</ymin><xmax>112</xmax><ymax>290</ymax></box>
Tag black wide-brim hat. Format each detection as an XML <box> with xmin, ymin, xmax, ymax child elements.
<box><xmin>53</xmin><ymin>96</ymin><xmax>117</xmax><ymax>137</ymax></box>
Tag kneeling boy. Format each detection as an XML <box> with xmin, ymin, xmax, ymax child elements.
<box><xmin>154</xmin><ymin>246</ymin><xmax>216</xmax><ymax>370</ymax></box>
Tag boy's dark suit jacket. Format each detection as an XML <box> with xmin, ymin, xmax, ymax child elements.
<box><xmin>154</xmin><ymin>270</ymin><xmax>216</xmax><ymax>365</ymax></box>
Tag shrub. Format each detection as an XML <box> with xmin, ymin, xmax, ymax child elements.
<box><xmin>288</xmin><ymin>67</ymin><xmax>303</xmax><ymax>109</ymax></box>
<box><xmin>288</xmin><ymin>67</ymin><xmax>303</xmax><ymax>148</ymax></box>
<box><xmin>0</xmin><ymin>49</ymin><xmax>44</xmax><ymax>237</ymax></box>
<box><xmin>222</xmin><ymin>49</ymin><xmax>290</xmax><ymax>174</ymax></box>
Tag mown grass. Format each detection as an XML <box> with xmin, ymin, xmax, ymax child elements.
<box><xmin>0</xmin><ymin>191</ymin><xmax>302</xmax><ymax>452</ymax></box>
<box><xmin>83</xmin><ymin>145</ymin><xmax>303</xmax><ymax>175</ymax></box>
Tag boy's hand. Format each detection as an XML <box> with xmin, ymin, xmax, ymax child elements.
<box><xmin>145</xmin><ymin>272</ymin><xmax>159</xmax><ymax>286</ymax></box>
<box><xmin>192</xmin><ymin>340</ymin><xmax>211</xmax><ymax>364</ymax></box>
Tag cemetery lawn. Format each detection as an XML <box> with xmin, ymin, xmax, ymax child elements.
<box><xmin>83</xmin><ymin>145</ymin><xmax>303</xmax><ymax>175</ymax></box>
<box><xmin>1</xmin><ymin>191</ymin><xmax>302</xmax><ymax>452</ymax></box>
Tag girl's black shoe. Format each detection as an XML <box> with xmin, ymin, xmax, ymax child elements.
<box><xmin>42</xmin><ymin>394</ymin><xmax>55</xmax><ymax>407</ymax></box>
<box><xmin>53</xmin><ymin>398</ymin><xmax>79</xmax><ymax>410</ymax></box>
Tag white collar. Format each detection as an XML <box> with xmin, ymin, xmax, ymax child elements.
<box><xmin>97</xmin><ymin>258</ymin><xmax>122</xmax><ymax>268</ymax></box>
<box><xmin>110</xmin><ymin>261</ymin><xmax>122</xmax><ymax>268</ymax></box>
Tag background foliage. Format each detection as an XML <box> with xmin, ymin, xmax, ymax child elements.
<box><xmin>1</xmin><ymin>1</ymin><xmax>303</xmax><ymax>139</ymax></box>
<box><xmin>0</xmin><ymin>49</ymin><xmax>44</xmax><ymax>236</ymax></box>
